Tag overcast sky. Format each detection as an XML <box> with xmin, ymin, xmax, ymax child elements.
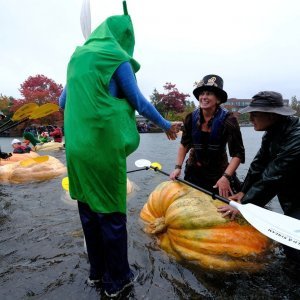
<box><xmin>1</xmin><ymin>0</ymin><xmax>300</xmax><ymax>103</ymax></box>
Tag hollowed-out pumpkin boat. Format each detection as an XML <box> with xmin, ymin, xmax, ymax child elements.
<box><xmin>140</xmin><ymin>181</ymin><xmax>273</xmax><ymax>272</ymax></box>
<box><xmin>0</xmin><ymin>154</ymin><xmax>66</xmax><ymax>183</ymax></box>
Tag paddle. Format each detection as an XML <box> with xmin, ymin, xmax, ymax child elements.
<box><xmin>19</xmin><ymin>155</ymin><xmax>49</xmax><ymax>167</ymax></box>
<box><xmin>0</xmin><ymin>103</ymin><xmax>60</xmax><ymax>134</ymax></box>
<box><xmin>61</xmin><ymin>162</ymin><xmax>148</xmax><ymax>191</ymax></box>
<box><xmin>135</xmin><ymin>159</ymin><xmax>300</xmax><ymax>250</ymax></box>
<box><xmin>0</xmin><ymin>103</ymin><xmax>39</xmax><ymax>130</ymax></box>
<box><xmin>62</xmin><ymin>176</ymin><xmax>69</xmax><ymax>191</ymax></box>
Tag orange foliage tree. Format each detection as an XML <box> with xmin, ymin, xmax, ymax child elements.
<box><xmin>10</xmin><ymin>74</ymin><xmax>63</xmax><ymax>126</ymax></box>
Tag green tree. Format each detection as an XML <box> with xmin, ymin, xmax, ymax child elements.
<box><xmin>290</xmin><ymin>96</ymin><xmax>300</xmax><ymax>116</ymax></box>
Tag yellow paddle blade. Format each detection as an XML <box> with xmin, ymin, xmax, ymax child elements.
<box><xmin>11</xmin><ymin>103</ymin><xmax>39</xmax><ymax>121</ymax></box>
<box><xmin>19</xmin><ymin>155</ymin><xmax>49</xmax><ymax>167</ymax></box>
<box><xmin>29</xmin><ymin>103</ymin><xmax>59</xmax><ymax>119</ymax></box>
<box><xmin>62</xmin><ymin>177</ymin><xmax>69</xmax><ymax>191</ymax></box>
<box><xmin>151</xmin><ymin>162</ymin><xmax>162</xmax><ymax>170</ymax></box>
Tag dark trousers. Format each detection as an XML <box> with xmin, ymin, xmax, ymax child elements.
<box><xmin>77</xmin><ymin>201</ymin><xmax>133</xmax><ymax>290</ymax></box>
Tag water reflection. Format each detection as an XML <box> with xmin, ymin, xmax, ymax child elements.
<box><xmin>0</xmin><ymin>130</ymin><xmax>299</xmax><ymax>299</ymax></box>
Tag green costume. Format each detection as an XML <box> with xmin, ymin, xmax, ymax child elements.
<box><xmin>65</xmin><ymin>13</ymin><xmax>140</xmax><ymax>213</ymax></box>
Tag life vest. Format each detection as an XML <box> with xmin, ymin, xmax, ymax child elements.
<box><xmin>192</xmin><ymin>107</ymin><xmax>229</xmax><ymax>162</ymax></box>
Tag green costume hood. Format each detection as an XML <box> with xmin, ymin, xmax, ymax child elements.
<box><xmin>84</xmin><ymin>13</ymin><xmax>140</xmax><ymax>73</ymax></box>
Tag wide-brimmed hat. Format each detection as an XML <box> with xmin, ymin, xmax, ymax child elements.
<box><xmin>193</xmin><ymin>74</ymin><xmax>228</xmax><ymax>103</ymax></box>
<box><xmin>11</xmin><ymin>138</ymin><xmax>22</xmax><ymax>145</ymax></box>
<box><xmin>239</xmin><ymin>91</ymin><xmax>296</xmax><ymax>116</ymax></box>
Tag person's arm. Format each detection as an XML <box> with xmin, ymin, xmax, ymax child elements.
<box><xmin>170</xmin><ymin>144</ymin><xmax>188</xmax><ymax>180</ymax></box>
<box><xmin>214</xmin><ymin>115</ymin><xmax>244</xmax><ymax>197</ymax></box>
<box><xmin>59</xmin><ymin>87</ymin><xmax>67</xmax><ymax>109</ymax></box>
<box><xmin>242</xmin><ymin>130</ymin><xmax>300</xmax><ymax>207</ymax></box>
<box><xmin>170</xmin><ymin>114</ymin><xmax>191</xmax><ymax>180</ymax></box>
<box><xmin>241</xmin><ymin>134</ymin><xmax>269</xmax><ymax>195</ymax></box>
<box><xmin>113</xmin><ymin>62</ymin><xmax>171</xmax><ymax>131</ymax></box>
<box><xmin>225</xmin><ymin>114</ymin><xmax>245</xmax><ymax>166</ymax></box>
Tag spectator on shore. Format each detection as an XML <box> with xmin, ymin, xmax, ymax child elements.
<box><xmin>49</xmin><ymin>126</ymin><xmax>63</xmax><ymax>143</ymax></box>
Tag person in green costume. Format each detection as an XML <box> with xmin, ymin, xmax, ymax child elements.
<box><xmin>23</xmin><ymin>132</ymin><xmax>43</xmax><ymax>147</ymax></box>
<box><xmin>63</xmin><ymin>1</ymin><xmax>181</xmax><ymax>297</ymax></box>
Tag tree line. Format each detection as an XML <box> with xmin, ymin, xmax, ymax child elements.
<box><xmin>1</xmin><ymin>74</ymin><xmax>299</xmax><ymax>132</ymax></box>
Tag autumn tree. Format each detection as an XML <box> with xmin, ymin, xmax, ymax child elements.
<box><xmin>10</xmin><ymin>74</ymin><xmax>63</xmax><ymax>125</ymax></box>
<box><xmin>150</xmin><ymin>82</ymin><xmax>191</xmax><ymax>120</ymax></box>
<box><xmin>0</xmin><ymin>94</ymin><xmax>15</xmax><ymax>118</ymax></box>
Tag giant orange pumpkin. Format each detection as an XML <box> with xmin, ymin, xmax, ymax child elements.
<box><xmin>140</xmin><ymin>181</ymin><xmax>272</xmax><ymax>271</ymax></box>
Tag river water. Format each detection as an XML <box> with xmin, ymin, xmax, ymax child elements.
<box><xmin>0</xmin><ymin>127</ymin><xmax>299</xmax><ymax>299</ymax></box>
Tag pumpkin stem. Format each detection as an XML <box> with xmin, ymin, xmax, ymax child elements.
<box><xmin>147</xmin><ymin>217</ymin><xmax>167</xmax><ymax>234</ymax></box>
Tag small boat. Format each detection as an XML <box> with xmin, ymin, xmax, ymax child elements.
<box><xmin>34</xmin><ymin>141</ymin><xmax>64</xmax><ymax>152</ymax></box>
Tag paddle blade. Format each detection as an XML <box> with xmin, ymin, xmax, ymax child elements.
<box><xmin>230</xmin><ymin>201</ymin><xmax>300</xmax><ymax>250</ymax></box>
<box><xmin>80</xmin><ymin>0</ymin><xmax>91</xmax><ymax>40</ymax></box>
<box><xmin>12</xmin><ymin>103</ymin><xmax>39</xmax><ymax>121</ymax></box>
<box><xmin>20</xmin><ymin>155</ymin><xmax>49</xmax><ymax>167</ymax></box>
<box><xmin>135</xmin><ymin>159</ymin><xmax>151</xmax><ymax>168</ymax></box>
<box><xmin>62</xmin><ymin>177</ymin><xmax>69</xmax><ymax>191</ymax></box>
<box><xmin>29</xmin><ymin>103</ymin><xmax>59</xmax><ymax>119</ymax></box>
<box><xmin>151</xmin><ymin>162</ymin><xmax>162</xmax><ymax>170</ymax></box>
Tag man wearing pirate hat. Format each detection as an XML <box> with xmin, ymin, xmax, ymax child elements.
<box><xmin>218</xmin><ymin>91</ymin><xmax>300</xmax><ymax>265</ymax></box>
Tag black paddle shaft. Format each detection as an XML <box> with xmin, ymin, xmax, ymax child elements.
<box><xmin>126</xmin><ymin>167</ymin><xmax>148</xmax><ymax>174</ymax></box>
<box><xmin>0</xmin><ymin>118</ymin><xmax>28</xmax><ymax>134</ymax></box>
<box><xmin>0</xmin><ymin>119</ymin><xmax>13</xmax><ymax>130</ymax></box>
<box><xmin>151</xmin><ymin>167</ymin><xmax>230</xmax><ymax>205</ymax></box>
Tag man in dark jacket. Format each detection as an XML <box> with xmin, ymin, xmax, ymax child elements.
<box><xmin>218</xmin><ymin>91</ymin><xmax>300</xmax><ymax>264</ymax></box>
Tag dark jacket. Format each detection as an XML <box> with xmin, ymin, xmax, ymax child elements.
<box><xmin>181</xmin><ymin>109</ymin><xmax>245</xmax><ymax>191</ymax></box>
<box><xmin>242</xmin><ymin>116</ymin><xmax>300</xmax><ymax>216</ymax></box>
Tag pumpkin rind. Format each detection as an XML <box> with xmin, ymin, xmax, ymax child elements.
<box><xmin>140</xmin><ymin>181</ymin><xmax>272</xmax><ymax>271</ymax></box>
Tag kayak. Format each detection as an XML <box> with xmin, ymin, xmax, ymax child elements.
<box><xmin>34</xmin><ymin>141</ymin><xmax>64</xmax><ymax>152</ymax></box>
<box><xmin>0</xmin><ymin>152</ymin><xmax>39</xmax><ymax>165</ymax></box>
<box><xmin>0</xmin><ymin>155</ymin><xmax>66</xmax><ymax>183</ymax></box>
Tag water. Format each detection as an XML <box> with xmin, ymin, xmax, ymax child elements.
<box><xmin>0</xmin><ymin>128</ymin><xmax>299</xmax><ymax>299</ymax></box>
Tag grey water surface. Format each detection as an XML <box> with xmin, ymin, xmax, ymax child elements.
<box><xmin>0</xmin><ymin>127</ymin><xmax>299</xmax><ymax>300</ymax></box>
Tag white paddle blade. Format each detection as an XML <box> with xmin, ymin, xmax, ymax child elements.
<box><xmin>80</xmin><ymin>0</ymin><xmax>91</xmax><ymax>40</ymax></box>
<box><xmin>230</xmin><ymin>201</ymin><xmax>300</xmax><ymax>250</ymax></box>
<box><xmin>135</xmin><ymin>159</ymin><xmax>151</xmax><ymax>168</ymax></box>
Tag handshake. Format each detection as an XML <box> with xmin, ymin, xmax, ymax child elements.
<box><xmin>0</xmin><ymin>152</ymin><xmax>13</xmax><ymax>160</ymax></box>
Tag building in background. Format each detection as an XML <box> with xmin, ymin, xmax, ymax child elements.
<box><xmin>224</xmin><ymin>98</ymin><xmax>290</xmax><ymax>112</ymax></box>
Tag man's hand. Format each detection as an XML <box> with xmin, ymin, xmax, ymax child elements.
<box><xmin>217</xmin><ymin>205</ymin><xmax>239</xmax><ymax>220</ymax></box>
